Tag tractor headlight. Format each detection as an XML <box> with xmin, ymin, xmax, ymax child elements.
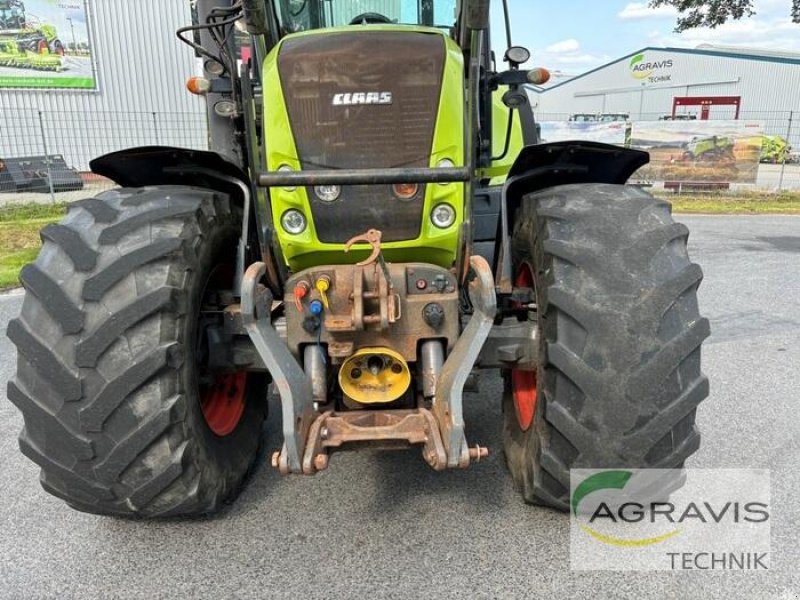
<box><xmin>436</xmin><ymin>158</ymin><xmax>455</xmax><ymax>185</ymax></box>
<box><xmin>431</xmin><ymin>203</ymin><xmax>456</xmax><ymax>229</ymax></box>
<box><xmin>281</xmin><ymin>209</ymin><xmax>307</xmax><ymax>235</ymax></box>
<box><xmin>314</xmin><ymin>185</ymin><xmax>341</xmax><ymax>203</ymax></box>
<box><xmin>392</xmin><ymin>183</ymin><xmax>419</xmax><ymax>199</ymax></box>
<box><xmin>278</xmin><ymin>165</ymin><xmax>296</xmax><ymax>191</ymax></box>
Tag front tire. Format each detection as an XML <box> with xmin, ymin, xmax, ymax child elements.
<box><xmin>8</xmin><ymin>186</ymin><xmax>268</xmax><ymax>517</ymax></box>
<box><xmin>504</xmin><ymin>184</ymin><xmax>710</xmax><ymax>510</ymax></box>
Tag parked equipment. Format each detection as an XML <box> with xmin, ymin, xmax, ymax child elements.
<box><xmin>7</xmin><ymin>0</ymin><xmax>709</xmax><ymax>517</ymax></box>
<box><xmin>0</xmin><ymin>154</ymin><xmax>84</xmax><ymax>193</ymax></box>
<box><xmin>759</xmin><ymin>135</ymin><xmax>792</xmax><ymax>164</ymax></box>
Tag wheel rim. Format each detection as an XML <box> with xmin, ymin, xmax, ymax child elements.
<box><xmin>197</xmin><ymin>263</ymin><xmax>248</xmax><ymax>437</ymax></box>
<box><xmin>37</xmin><ymin>40</ymin><xmax>47</xmax><ymax>54</ymax></box>
<box><xmin>511</xmin><ymin>262</ymin><xmax>537</xmax><ymax>431</ymax></box>
<box><xmin>201</xmin><ymin>371</ymin><xmax>248</xmax><ymax>437</ymax></box>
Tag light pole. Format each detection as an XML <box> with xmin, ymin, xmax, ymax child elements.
<box><xmin>66</xmin><ymin>16</ymin><xmax>76</xmax><ymax>54</ymax></box>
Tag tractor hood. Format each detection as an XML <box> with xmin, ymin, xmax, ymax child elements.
<box><xmin>262</xmin><ymin>27</ymin><xmax>465</xmax><ymax>271</ymax></box>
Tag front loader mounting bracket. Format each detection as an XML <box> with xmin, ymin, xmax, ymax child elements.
<box><xmin>241</xmin><ymin>262</ymin><xmax>315</xmax><ymax>474</ymax></box>
<box><xmin>436</xmin><ymin>255</ymin><xmax>497</xmax><ymax>467</ymax></box>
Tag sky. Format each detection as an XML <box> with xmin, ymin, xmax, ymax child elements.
<box><xmin>490</xmin><ymin>0</ymin><xmax>800</xmax><ymax>80</ymax></box>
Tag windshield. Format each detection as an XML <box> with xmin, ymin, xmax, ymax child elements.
<box><xmin>275</xmin><ymin>0</ymin><xmax>458</xmax><ymax>34</ymax></box>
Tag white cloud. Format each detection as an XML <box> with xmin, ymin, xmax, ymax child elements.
<box><xmin>546</xmin><ymin>38</ymin><xmax>581</xmax><ymax>53</ymax></box>
<box><xmin>618</xmin><ymin>2</ymin><xmax>678</xmax><ymax>20</ymax></box>
<box><xmin>556</xmin><ymin>53</ymin><xmax>611</xmax><ymax>65</ymax></box>
<box><xmin>536</xmin><ymin>38</ymin><xmax>610</xmax><ymax>72</ymax></box>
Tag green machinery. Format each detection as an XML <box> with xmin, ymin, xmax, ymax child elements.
<box><xmin>684</xmin><ymin>135</ymin><xmax>735</xmax><ymax>161</ymax></box>
<box><xmin>7</xmin><ymin>0</ymin><xmax>709</xmax><ymax>517</ymax></box>
<box><xmin>759</xmin><ymin>135</ymin><xmax>792</xmax><ymax>164</ymax></box>
<box><xmin>0</xmin><ymin>0</ymin><xmax>64</xmax><ymax>71</ymax></box>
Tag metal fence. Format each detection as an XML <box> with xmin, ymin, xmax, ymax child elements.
<box><xmin>1</xmin><ymin>107</ymin><xmax>798</xmax><ymax>205</ymax></box>
<box><xmin>537</xmin><ymin>110</ymin><xmax>799</xmax><ymax>193</ymax></box>
<box><xmin>0</xmin><ymin>108</ymin><xmax>208</xmax><ymax>203</ymax></box>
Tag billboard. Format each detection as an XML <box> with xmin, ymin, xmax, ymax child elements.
<box><xmin>539</xmin><ymin>121</ymin><xmax>628</xmax><ymax>147</ymax></box>
<box><xmin>0</xmin><ymin>0</ymin><xmax>95</xmax><ymax>89</ymax></box>
<box><xmin>630</xmin><ymin>120</ymin><xmax>764</xmax><ymax>184</ymax></box>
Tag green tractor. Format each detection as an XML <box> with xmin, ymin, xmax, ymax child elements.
<box><xmin>0</xmin><ymin>0</ymin><xmax>64</xmax><ymax>71</ymax></box>
<box><xmin>7</xmin><ymin>0</ymin><xmax>709</xmax><ymax>517</ymax></box>
<box><xmin>683</xmin><ymin>135</ymin><xmax>735</xmax><ymax>162</ymax></box>
<box><xmin>759</xmin><ymin>135</ymin><xmax>791</xmax><ymax>164</ymax></box>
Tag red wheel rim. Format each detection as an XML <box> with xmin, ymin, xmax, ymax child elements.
<box><xmin>511</xmin><ymin>262</ymin><xmax>537</xmax><ymax>431</ymax></box>
<box><xmin>201</xmin><ymin>371</ymin><xmax>248</xmax><ymax>437</ymax></box>
<box><xmin>37</xmin><ymin>40</ymin><xmax>48</xmax><ymax>54</ymax></box>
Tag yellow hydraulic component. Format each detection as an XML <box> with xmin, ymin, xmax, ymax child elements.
<box><xmin>338</xmin><ymin>347</ymin><xmax>411</xmax><ymax>405</ymax></box>
<box><xmin>315</xmin><ymin>275</ymin><xmax>331</xmax><ymax>309</ymax></box>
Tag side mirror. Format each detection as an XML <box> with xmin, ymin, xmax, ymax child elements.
<box><xmin>241</xmin><ymin>0</ymin><xmax>269</xmax><ymax>35</ymax></box>
<box><xmin>465</xmin><ymin>0</ymin><xmax>490</xmax><ymax>30</ymax></box>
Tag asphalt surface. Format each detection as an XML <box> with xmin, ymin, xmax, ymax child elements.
<box><xmin>0</xmin><ymin>215</ymin><xmax>798</xmax><ymax>599</ymax></box>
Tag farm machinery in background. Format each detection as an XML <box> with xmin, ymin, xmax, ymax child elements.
<box><xmin>658</xmin><ymin>134</ymin><xmax>739</xmax><ymax>182</ymax></box>
<box><xmin>0</xmin><ymin>0</ymin><xmax>65</xmax><ymax>71</ymax></box>
<box><xmin>759</xmin><ymin>135</ymin><xmax>793</xmax><ymax>164</ymax></box>
<box><xmin>682</xmin><ymin>135</ymin><xmax>736</xmax><ymax>162</ymax></box>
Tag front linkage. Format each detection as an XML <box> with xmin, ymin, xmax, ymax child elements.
<box><xmin>239</xmin><ymin>242</ymin><xmax>500</xmax><ymax>475</ymax></box>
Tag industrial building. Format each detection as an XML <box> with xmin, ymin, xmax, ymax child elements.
<box><xmin>0</xmin><ymin>0</ymin><xmax>204</xmax><ymax>172</ymax></box>
<box><xmin>530</xmin><ymin>45</ymin><xmax>800</xmax><ymax>136</ymax></box>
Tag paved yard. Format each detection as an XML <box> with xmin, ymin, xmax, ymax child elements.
<box><xmin>0</xmin><ymin>215</ymin><xmax>798</xmax><ymax>599</ymax></box>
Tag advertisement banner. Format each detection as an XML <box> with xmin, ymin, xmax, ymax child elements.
<box><xmin>0</xmin><ymin>0</ymin><xmax>95</xmax><ymax>89</ymax></box>
<box><xmin>539</xmin><ymin>121</ymin><xmax>628</xmax><ymax>147</ymax></box>
<box><xmin>630</xmin><ymin>120</ymin><xmax>764</xmax><ymax>184</ymax></box>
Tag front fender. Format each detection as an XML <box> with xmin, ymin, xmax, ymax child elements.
<box><xmin>496</xmin><ymin>142</ymin><xmax>649</xmax><ymax>291</ymax></box>
<box><xmin>90</xmin><ymin>146</ymin><xmax>250</xmax><ymax>203</ymax></box>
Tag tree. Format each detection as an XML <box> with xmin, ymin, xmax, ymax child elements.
<box><xmin>650</xmin><ymin>0</ymin><xmax>800</xmax><ymax>31</ymax></box>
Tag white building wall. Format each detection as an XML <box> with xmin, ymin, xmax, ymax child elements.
<box><xmin>532</xmin><ymin>47</ymin><xmax>800</xmax><ymax>137</ymax></box>
<box><xmin>0</xmin><ymin>0</ymin><xmax>207</xmax><ymax>170</ymax></box>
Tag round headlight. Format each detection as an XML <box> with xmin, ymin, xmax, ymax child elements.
<box><xmin>281</xmin><ymin>209</ymin><xmax>307</xmax><ymax>235</ymax></box>
<box><xmin>393</xmin><ymin>183</ymin><xmax>419</xmax><ymax>199</ymax></box>
<box><xmin>314</xmin><ymin>185</ymin><xmax>342</xmax><ymax>202</ymax></box>
<box><xmin>431</xmin><ymin>203</ymin><xmax>456</xmax><ymax>229</ymax></box>
<box><xmin>437</xmin><ymin>158</ymin><xmax>455</xmax><ymax>185</ymax></box>
<box><xmin>278</xmin><ymin>165</ymin><xmax>296</xmax><ymax>191</ymax></box>
<box><xmin>504</xmin><ymin>46</ymin><xmax>531</xmax><ymax>66</ymax></box>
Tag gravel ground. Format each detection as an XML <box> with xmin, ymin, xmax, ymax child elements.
<box><xmin>0</xmin><ymin>215</ymin><xmax>798</xmax><ymax>599</ymax></box>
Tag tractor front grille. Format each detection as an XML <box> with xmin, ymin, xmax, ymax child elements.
<box><xmin>278</xmin><ymin>31</ymin><xmax>446</xmax><ymax>243</ymax></box>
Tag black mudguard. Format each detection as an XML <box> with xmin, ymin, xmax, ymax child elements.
<box><xmin>91</xmin><ymin>145</ymin><xmax>284</xmax><ymax>293</ymax></box>
<box><xmin>495</xmin><ymin>141</ymin><xmax>649</xmax><ymax>290</ymax></box>
<box><xmin>90</xmin><ymin>146</ymin><xmax>250</xmax><ymax>203</ymax></box>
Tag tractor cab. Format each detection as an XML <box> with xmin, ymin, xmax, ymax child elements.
<box><xmin>273</xmin><ymin>0</ymin><xmax>458</xmax><ymax>32</ymax></box>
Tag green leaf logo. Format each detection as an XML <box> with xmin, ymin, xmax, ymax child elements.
<box><xmin>572</xmin><ymin>470</ymin><xmax>633</xmax><ymax>515</ymax></box>
<box><xmin>572</xmin><ymin>470</ymin><xmax>682</xmax><ymax>547</ymax></box>
<box><xmin>630</xmin><ymin>53</ymin><xmax>645</xmax><ymax>68</ymax></box>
